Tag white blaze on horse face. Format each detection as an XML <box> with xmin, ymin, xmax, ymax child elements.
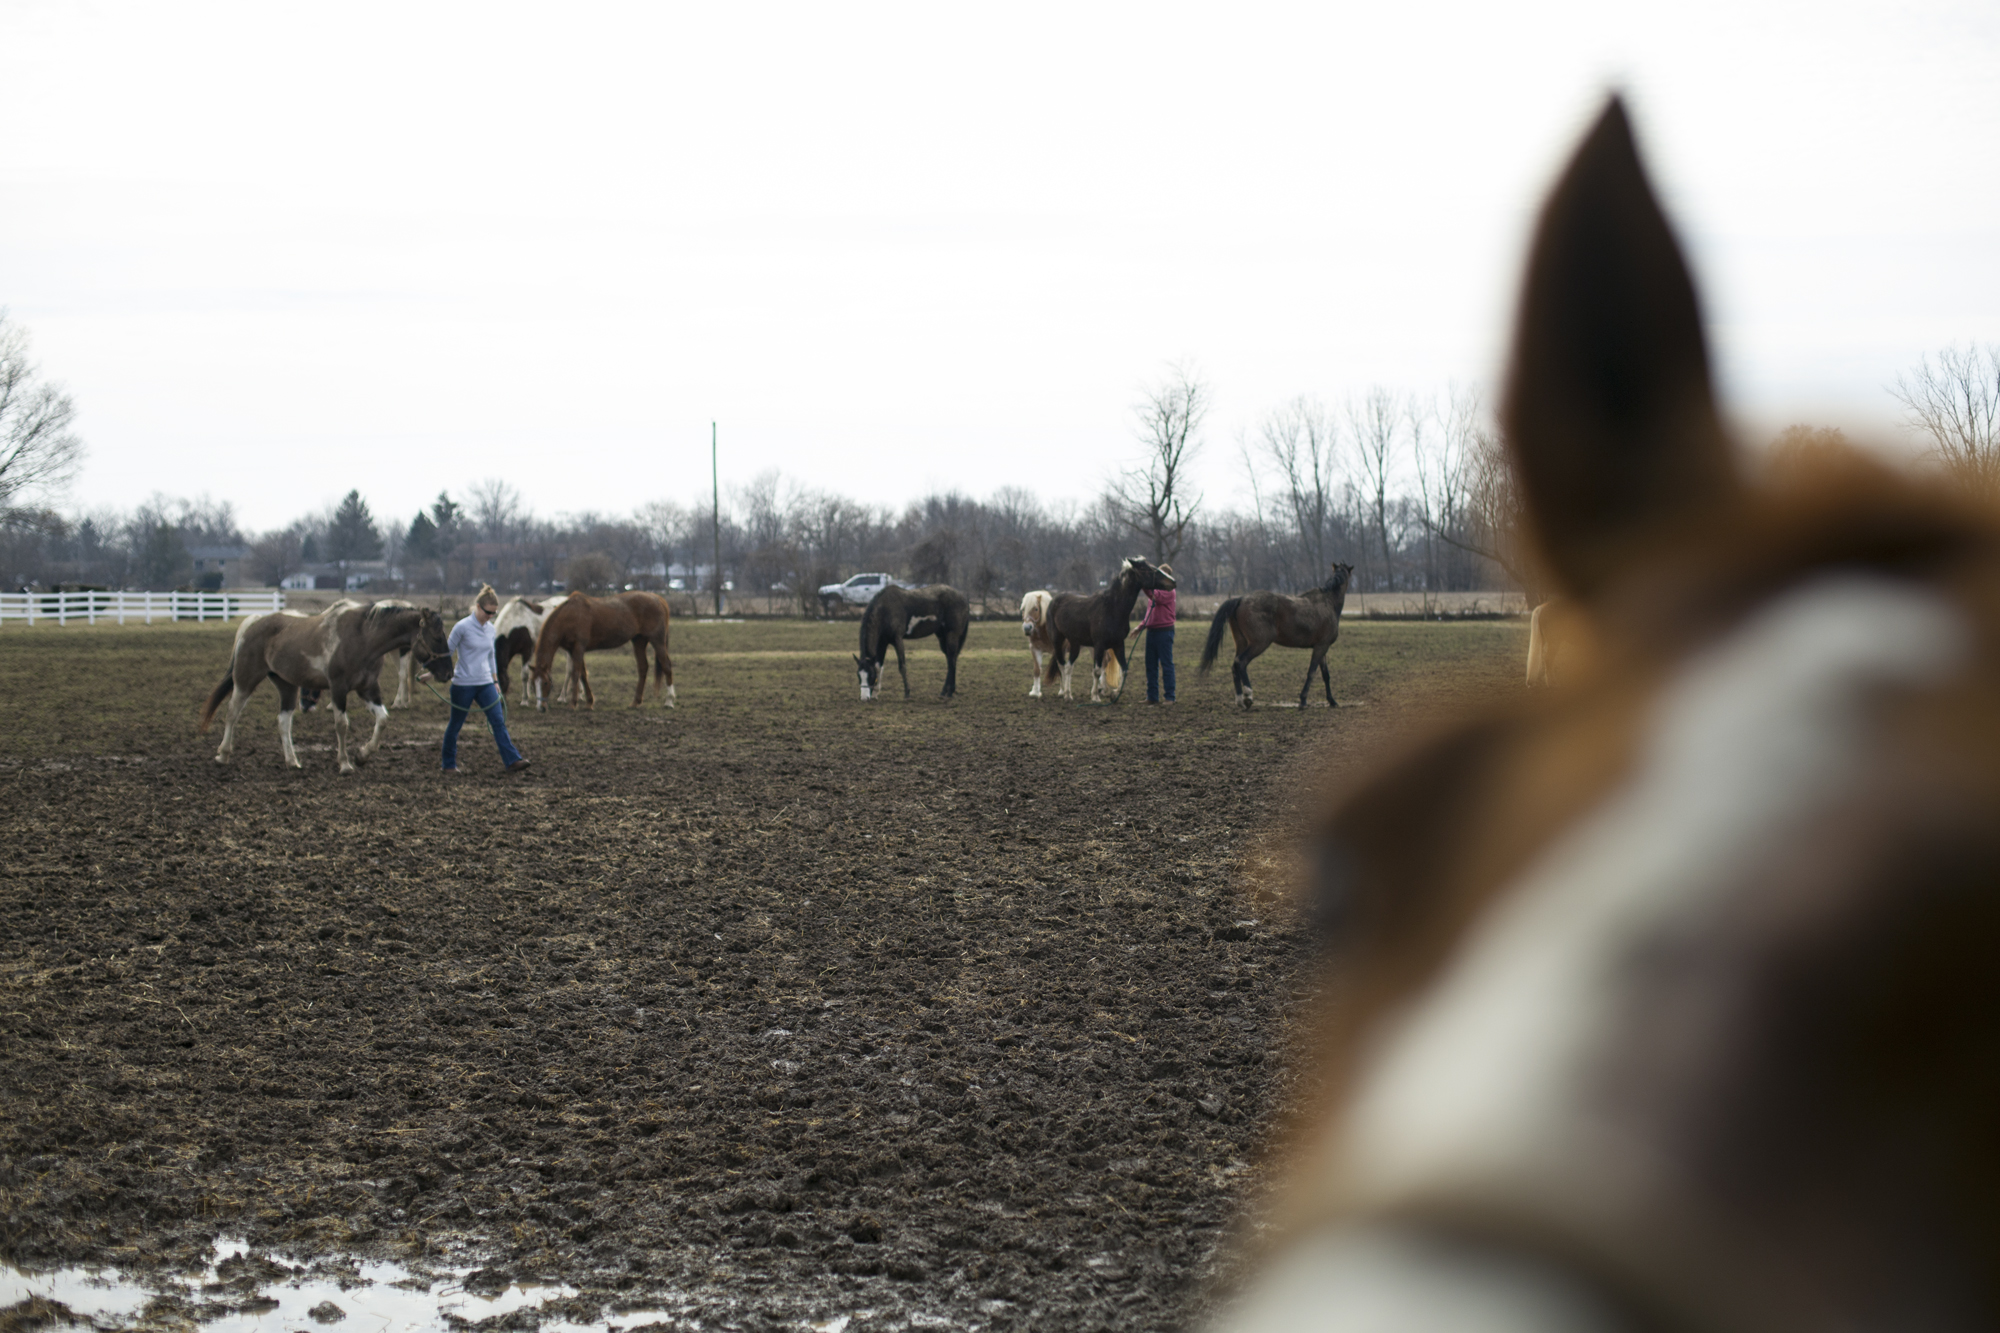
<box><xmin>1327</xmin><ymin>577</ymin><xmax>1970</xmax><ymax>1230</ymax></box>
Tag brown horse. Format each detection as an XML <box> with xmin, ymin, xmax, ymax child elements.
<box><xmin>1042</xmin><ymin>557</ymin><xmax>1176</xmax><ymax>702</ymax></box>
<box><xmin>528</xmin><ymin>591</ymin><xmax>674</xmax><ymax>710</ymax></box>
<box><xmin>199</xmin><ymin>602</ymin><xmax>451</xmax><ymax>773</ymax></box>
<box><xmin>1197</xmin><ymin>561</ymin><xmax>1354</xmax><ymax>709</ymax></box>
<box><xmin>1220</xmin><ymin>99</ymin><xmax>2000</xmax><ymax>1332</ymax></box>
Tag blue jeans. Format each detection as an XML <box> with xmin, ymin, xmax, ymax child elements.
<box><xmin>443</xmin><ymin>682</ymin><xmax>523</xmax><ymax>770</ymax></box>
<box><xmin>1145</xmin><ymin>627</ymin><xmax>1176</xmax><ymax>702</ymax></box>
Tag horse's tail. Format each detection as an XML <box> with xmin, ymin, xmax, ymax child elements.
<box><xmin>1200</xmin><ymin>599</ymin><xmax>1242</xmax><ymax>673</ymax></box>
<box><xmin>198</xmin><ymin>669</ymin><xmax>235</xmax><ymax>733</ymax></box>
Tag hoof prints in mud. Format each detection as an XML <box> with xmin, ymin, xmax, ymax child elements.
<box><xmin>0</xmin><ymin>619</ymin><xmax>1522</xmax><ymax>1328</ymax></box>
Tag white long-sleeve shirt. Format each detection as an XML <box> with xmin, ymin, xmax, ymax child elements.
<box><xmin>448</xmin><ymin>614</ymin><xmax>498</xmax><ymax>686</ymax></box>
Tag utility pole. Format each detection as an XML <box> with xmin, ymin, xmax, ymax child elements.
<box><xmin>711</xmin><ymin>421</ymin><xmax>723</xmax><ymax>616</ymax></box>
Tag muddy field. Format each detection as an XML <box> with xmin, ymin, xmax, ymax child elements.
<box><xmin>0</xmin><ymin>615</ymin><xmax>1523</xmax><ymax>1330</ymax></box>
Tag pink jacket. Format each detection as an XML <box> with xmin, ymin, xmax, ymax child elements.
<box><xmin>1138</xmin><ymin>589</ymin><xmax>1177</xmax><ymax>630</ymax></box>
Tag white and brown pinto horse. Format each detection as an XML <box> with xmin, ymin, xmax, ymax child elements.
<box><xmin>855</xmin><ymin>583</ymin><xmax>971</xmax><ymax>700</ymax></box>
<box><xmin>528</xmin><ymin>591</ymin><xmax>675</xmax><ymax>710</ymax></box>
<box><xmin>1043</xmin><ymin>557</ymin><xmax>1175</xmax><ymax>702</ymax></box>
<box><xmin>1020</xmin><ymin>589</ymin><xmax>1057</xmax><ymax>698</ymax></box>
<box><xmin>1221</xmin><ymin>100</ymin><xmax>2000</xmax><ymax>1332</ymax></box>
<box><xmin>199</xmin><ymin>602</ymin><xmax>450</xmax><ymax>773</ymax></box>
<box><xmin>493</xmin><ymin>593</ymin><xmax>572</xmax><ymax>704</ymax></box>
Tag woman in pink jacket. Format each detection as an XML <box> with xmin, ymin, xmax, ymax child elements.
<box><xmin>1130</xmin><ymin>563</ymin><xmax>1178</xmax><ymax>704</ymax></box>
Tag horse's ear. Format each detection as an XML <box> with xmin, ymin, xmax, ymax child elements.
<box><xmin>1503</xmin><ymin>96</ymin><xmax>1739</xmax><ymax>600</ymax></box>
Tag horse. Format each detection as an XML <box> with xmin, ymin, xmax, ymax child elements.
<box><xmin>1019</xmin><ymin>589</ymin><xmax>1057</xmax><ymax>698</ymax></box>
<box><xmin>493</xmin><ymin>593</ymin><xmax>573</xmax><ymax>704</ymax></box>
<box><xmin>1197</xmin><ymin>562</ymin><xmax>1354</xmax><ymax>710</ymax></box>
<box><xmin>198</xmin><ymin>602</ymin><xmax>451</xmax><ymax>773</ymax></box>
<box><xmin>1042</xmin><ymin>557</ymin><xmax>1176</xmax><ymax>702</ymax></box>
<box><xmin>528</xmin><ymin>591</ymin><xmax>675</xmax><ymax>710</ymax></box>
<box><xmin>1523</xmin><ymin>596</ymin><xmax>1594</xmax><ymax>687</ymax></box>
<box><xmin>855</xmin><ymin>583</ymin><xmax>971</xmax><ymax>700</ymax></box>
<box><xmin>1218</xmin><ymin>98</ymin><xmax>2000</xmax><ymax>1333</ymax></box>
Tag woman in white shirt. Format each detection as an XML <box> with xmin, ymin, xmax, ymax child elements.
<box><xmin>441</xmin><ymin>585</ymin><xmax>531</xmax><ymax>774</ymax></box>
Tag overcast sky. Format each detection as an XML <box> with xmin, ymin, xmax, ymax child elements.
<box><xmin>3</xmin><ymin>0</ymin><xmax>1996</xmax><ymax>533</ymax></box>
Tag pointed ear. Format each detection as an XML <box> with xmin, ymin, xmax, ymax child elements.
<box><xmin>1503</xmin><ymin>97</ymin><xmax>1739</xmax><ymax>599</ymax></box>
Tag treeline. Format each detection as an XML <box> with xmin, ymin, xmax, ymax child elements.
<box><xmin>2</xmin><ymin>385</ymin><xmax>1522</xmax><ymax>606</ymax></box>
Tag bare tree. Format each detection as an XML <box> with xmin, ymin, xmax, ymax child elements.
<box><xmin>1253</xmin><ymin>395</ymin><xmax>1343</xmax><ymax>588</ymax></box>
<box><xmin>1115</xmin><ymin>363</ymin><xmax>1209</xmax><ymax>562</ymax></box>
<box><xmin>1347</xmin><ymin>387</ymin><xmax>1399</xmax><ymax>589</ymax></box>
<box><xmin>468</xmin><ymin>478</ymin><xmax>525</xmax><ymax>543</ymax></box>
<box><xmin>1892</xmin><ymin>343</ymin><xmax>2000</xmax><ymax>490</ymax></box>
<box><xmin>0</xmin><ymin>311</ymin><xmax>84</xmax><ymax>510</ymax></box>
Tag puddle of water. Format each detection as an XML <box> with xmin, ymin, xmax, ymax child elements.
<box><xmin>3</xmin><ymin>1239</ymin><xmax>579</xmax><ymax>1332</ymax></box>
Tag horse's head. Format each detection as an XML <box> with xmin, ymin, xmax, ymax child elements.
<box><xmin>1327</xmin><ymin>561</ymin><xmax>1354</xmax><ymax>592</ymax></box>
<box><xmin>414</xmin><ymin>608</ymin><xmax>453</xmax><ymax>679</ymax></box>
<box><xmin>1121</xmin><ymin>557</ymin><xmax>1176</xmax><ymax>593</ymax></box>
<box><xmin>853</xmin><ymin>653</ymin><xmax>881</xmax><ymax>701</ymax></box>
<box><xmin>1226</xmin><ymin>98</ymin><xmax>2000</xmax><ymax>1332</ymax></box>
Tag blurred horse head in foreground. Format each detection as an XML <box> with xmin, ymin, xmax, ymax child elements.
<box><xmin>1222</xmin><ymin>98</ymin><xmax>2000</xmax><ymax>1333</ymax></box>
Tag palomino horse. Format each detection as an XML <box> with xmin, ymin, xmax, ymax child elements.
<box><xmin>528</xmin><ymin>591</ymin><xmax>675</xmax><ymax>710</ymax></box>
<box><xmin>1523</xmin><ymin>596</ymin><xmax>1595</xmax><ymax>687</ymax></box>
<box><xmin>199</xmin><ymin>603</ymin><xmax>450</xmax><ymax>773</ymax></box>
<box><xmin>1019</xmin><ymin>589</ymin><xmax>1057</xmax><ymax>698</ymax></box>
<box><xmin>493</xmin><ymin>593</ymin><xmax>572</xmax><ymax>704</ymax></box>
<box><xmin>1219</xmin><ymin>99</ymin><xmax>2000</xmax><ymax>1333</ymax></box>
<box><xmin>855</xmin><ymin>583</ymin><xmax>971</xmax><ymax>700</ymax></box>
<box><xmin>1043</xmin><ymin>557</ymin><xmax>1176</xmax><ymax>702</ymax></box>
<box><xmin>1197</xmin><ymin>562</ymin><xmax>1354</xmax><ymax>710</ymax></box>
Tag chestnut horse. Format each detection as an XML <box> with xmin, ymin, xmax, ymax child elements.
<box><xmin>1220</xmin><ymin>100</ymin><xmax>2000</xmax><ymax>1332</ymax></box>
<box><xmin>199</xmin><ymin>603</ymin><xmax>451</xmax><ymax>773</ymax></box>
<box><xmin>1197</xmin><ymin>561</ymin><xmax>1354</xmax><ymax>710</ymax></box>
<box><xmin>529</xmin><ymin>591</ymin><xmax>675</xmax><ymax>710</ymax></box>
<box><xmin>1042</xmin><ymin>557</ymin><xmax>1176</xmax><ymax>702</ymax></box>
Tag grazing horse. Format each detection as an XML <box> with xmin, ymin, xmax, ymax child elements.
<box><xmin>493</xmin><ymin>593</ymin><xmax>572</xmax><ymax>704</ymax></box>
<box><xmin>1019</xmin><ymin>589</ymin><xmax>1057</xmax><ymax>698</ymax></box>
<box><xmin>1220</xmin><ymin>99</ymin><xmax>2000</xmax><ymax>1333</ymax></box>
<box><xmin>528</xmin><ymin>591</ymin><xmax>675</xmax><ymax>710</ymax></box>
<box><xmin>199</xmin><ymin>603</ymin><xmax>450</xmax><ymax>773</ymax></box>
<box><xmin>1043</xmin><ymin>557</ymin><xmax>1176</xmax><ymax>702</ymax></box>
<box><xmin>1197</xmin><ymin>562</ymin><xmax>1354</xmax><ymax>710</ymax></box>
<box><xmin>855</xmin><ymin>583</ymin><xmax>971</xmax><ymax>700</ymax></box>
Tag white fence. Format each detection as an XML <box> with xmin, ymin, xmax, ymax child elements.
<box><xmin>0</xmin><ymin>589</ymin><xmax>285</xmax><ymax>626</ymax></box>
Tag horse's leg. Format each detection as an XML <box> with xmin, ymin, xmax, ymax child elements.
<box><xmin>331</xmin><ymin>692</ymin><xmax>357</xmax><ymax>774</ymax></box>
<box><xmin>216</xmin><ymin>677</ymin><xmax>259</xmax><ymax>763</ymax></box>
<box><xmin>357</xmin><ymin>682</ymin><xmax>391</xmax><ymax>756</ymax></box>
<box><xmin>392</xmin><ymin>649</ymin><xmax>412</xmax><ymax>707</ymax></box>
<box><xmin>575</xmin><ymin>650</ymin><xmax>595</xmax><ymax>709</ymax></box>
<box><xmin>631</xmin><ymin>638</ymin><xmax>649</xmax><ymax>707</ymax></box>
<box><xmin>274</xmin><ymin>679</ymin><xmax>302</xmax><ymax>767</ymax></box>
<box><xmin>1029</xmin><ymin>646</ymin><xmax>1043</xmax><ymax>698</ymax></box>
<box><xmin>940</xmin><ymin>630</ymin><xmax>961</xmax><ymax>698</ymax></box>
<box><xmin>1089</xmin><ymin>647</ymin><xmax>1106</xmax><ymax>702</ymax></box>
<box><xmin>1108</xmin><ymin>641</ymin><xmax>1130</xmax><ymax>702</ymax></box>
<box><xmin>1060</xmin><ymin>647</ymin><xmax>1075</xmax><ymax>700</ymax></box>
<box><xmin>1235</xmin><ymin>654</ymin><xmax>1255</xmax><ymax>710</ymax></box>
<box><xmin>895</xmin><ymin>638</ymin><xmax>911</xmax><ymax>698</ymax></box>
<box><xmin>661</xmin><ymin>632</ymin><xmax>676</xmax><ymax>708</ymax></box>
<box><xmin>1320</xmin><ymin>652</ymin><xmax>1337</xmax><ymax>707</ymax></box>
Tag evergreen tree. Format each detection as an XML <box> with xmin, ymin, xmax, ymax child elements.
<box><xmin>326</xmin><ymin>489</ymin><xmax>382</xmax><ymax>567</ymax></box>
<box><xmin>405</xmin><ymin>509</ymin><xmax>438</xmax><ymax>562</ymax></box>
<box><xmin>300</xmin><ymin>532</ymin><xmax>320</xmax><ymax>563</ymax></box>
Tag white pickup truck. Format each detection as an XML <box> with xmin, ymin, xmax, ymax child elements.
<box><xmin>818</xmin><ymin>572</ymin><xmax>898</xmax><ymax>611</ymax></box>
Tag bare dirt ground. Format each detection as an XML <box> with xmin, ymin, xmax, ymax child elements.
<box><xmin>0</xmin><ymin>616</ymin><xmax>1524</xmax><ymax>1330</ymax></box>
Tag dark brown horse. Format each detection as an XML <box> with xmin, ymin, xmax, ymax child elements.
<box><xmin>528</xmin><ymin>591</ymin><xmax>674</xmax><ymax>710</ymax></box>
<box><xmin>199</xmin><ymin>602</ymin><xmax>451</xmax><ymax>772</ymax></box>
<box><xmin>855</xmin><ymin>583</ymin><xmax>971</xmax><ymax>700</ymax></box>
<box><xmin>1043</xmin><ymin>557</ymin><xmax>1176</xmax><ymax>702</ymax></box>
<box><xmin>1197</xmin><ymin>562</ymin><xmax>1353</xmax><ymax>709</ymax></box>
<box><xmin>1222</xmin><ymin>100</ymin><xmax>2000</xmax><ymax>1331</ymax></box>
